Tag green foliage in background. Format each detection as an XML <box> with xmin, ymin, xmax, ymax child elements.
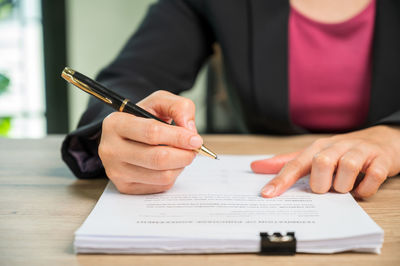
<box><xmin>0</xmin><ymin>74</ymin><xmax>11</xmax><ymax>136</ymax></box>
<box><xmin>0</xmin><ymin>0</ymin><xmax>14</xmax><ymax>20</ymax></box>
<box><xmin>0</xmin><ymin>1</ymin><xmax>13</xmax><ymax>137</ymax></box>
<box><xmin>0</xmin><ymin>117</ymin><xmax>11</xmax><ymax>136</ymax></box>
<box><xmin>0</xmin><ymin>73</ymin><xmax>10</xmax><ymax>95</ymax></box>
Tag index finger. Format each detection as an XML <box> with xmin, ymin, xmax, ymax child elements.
<box><xmin>138</xmin><ymin>90</ymin><xmax>197</xmax><ymax>131</ymax></box>
<box><xmin>113</xmin><ymin>112</ymin><xmax>203</xmax><ymax>150</ymax></box>
<box><xmin>261</xmin><ymin>140</ymin><xmax>327</xmax><ymax>198</ymax></box>
<box><xmin>251</xmin><ymin>151</ymin><xmax>301</xmax><ymax>174</ymax></box>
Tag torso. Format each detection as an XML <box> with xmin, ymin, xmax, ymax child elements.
<box><xmin>195</xmin><ymin>0</ymin><xmax>399</xmax><ymax>134</ymax></box>
<box><xmin>288</xmin><ymin>0</ymin><xmax>375</xmax><ymax>131</ymax></box>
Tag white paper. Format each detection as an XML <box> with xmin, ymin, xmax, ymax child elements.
<box><xmin>75</xmin><ymin>155</ymin><xmax>383</xmax><ymax>254</ymax></box>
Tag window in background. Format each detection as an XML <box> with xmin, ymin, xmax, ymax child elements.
<box><xmin>0</xmin><ymin>0</ymin><xmax>46</xmax><ymax>138</ymax></box>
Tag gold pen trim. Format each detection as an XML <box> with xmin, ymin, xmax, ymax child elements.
<box><xmin>119</xmin><ymin>99</ymin><xmax>129</xmax><ymax>112</ymax></box>
<box><xmin>61</xmin><ymin>67</ymin><xmax>113</xmax><ymax>105</ymax></box>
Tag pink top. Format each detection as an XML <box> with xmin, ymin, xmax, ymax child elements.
<box><xmin>289</xmin><ymin>1</ymin><xmax>376</xmax><ymax>131</ymax></box>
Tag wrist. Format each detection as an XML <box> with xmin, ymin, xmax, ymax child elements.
<box><xmin>376</xmin><ymin>125</ymin><xmax>400</xmax><ymax>169</ymax></box>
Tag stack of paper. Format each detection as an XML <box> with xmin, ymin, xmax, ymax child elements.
<box><xmin>75</xmin><ymin>155</ymin><xmax>384</xmax><ymax>254</ymax></box>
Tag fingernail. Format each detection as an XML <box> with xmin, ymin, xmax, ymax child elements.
<box><xmin>187</xmin><ymin>120</ymin><xmax>196</xmax><ymax>132</ymax></box>
<box><xmin>189</xmin><ymin>135</ymin><xmax>202</xmax><ymax>148</ymax></box>
<box><xmin>262</xmin><ymin>185</ymin><xmax>275</xmax><ymax>197</ymax></box>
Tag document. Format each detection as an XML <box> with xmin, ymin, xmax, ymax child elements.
<box><xmin>75</xmin><ymin>155</ymin><xmax>383</xmax><ymax>254</ymax></box>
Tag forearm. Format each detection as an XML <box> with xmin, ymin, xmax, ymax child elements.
<box><xmin>61</xmin><ymin>0</ymin><xmax>214</xmax><ymax>179</ymax></box>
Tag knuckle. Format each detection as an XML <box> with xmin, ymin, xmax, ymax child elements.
<box><xmin>116</xmin><ymin>183</ymin><xmax>131</xmax><ymax>195</ymax></box>
<box><xmin>355</xmin><ymin>188</ymin><xmax>374</xmax><ymax>199</ymax></box>
<box><xmin>180</xmin><ymin>152</ymin><xmax>197</xmax><ymax>167</ymax></box>
<box><xmin>286</xmin><ymin>159</ymin><xmax>304</xmax><ymax>171</ymax></box>
<box><xmin>111</xmin><ymin>177</ymin><xmax>136</xmax><ymax>195</ymax></box>
<box><xmin>357</xmin><ymin>141</ymin><xmax>376</xmax><ymax>153</ymax></box>
<box><xmin>158</xmin><ymin>89</ymin><xmax>170</xmax><ymax>96</ymax></box>
<box><xmin>174</xmin><ymin>129</ymin><xmax>190</xmax><ymax>147</ymax></box>
<box><xmin>145</xmin><ymin>123</ymin><xmax>162</xmax><ymax>144</ymax></box>
<box><xmin>310</xmin><ymin>183</ymin><xmax>330</xmax><ymax>194</ymax></box>
<box><xmin>102</xmin><ymin>112</ymin><xmax>119</xmax><ymax>129</ymax></box>
<box><xmin>152</xmin><ymin>90</ymin><xmax>169</xmax><ymax>97</ymax></box>
<box><xmin>333</xmin><ymin>183</ymin><xmax>351</xmax><ymax>194</ymax></box>
<box><xmin>187</xmin><ymin>152</ymin><xmax>197</xmax><ymax>164</ymax></box>
<box><xmin>274</xmin><ymin>176</ymin><xmax>289</xmax><ymax>189</ymax></box>
<box><xmin>104</xmin><ymin>168</ymin><xmax>120</xmax><ymax>181</ymax></box>
<box><xmin>158</xmin><ymin>170</ymin><xmax>176</xmax><ymax>185</ymax></box>
<box><xmin>180</xmin><ymin>98</ymin><xmax>195</xmax><ymax>110</ymax></box>
<box><xmin>309</xmin><ymin>175</ymin><xmax>331</xmax><ymax>194</ymax></box>
<box><xmin>151</xmin><ymin>149</ymin><xmax>170</xmax><ymax>170</ymax></box>
<box><xmin>312</xmin><ymin>138</ymin><xmax>330</xmax><ymax>148</ymax></box>
<box><xmin>102</xmin><ymin>114</ymin><xmax>113</xmax><ymax>127</ymax></box>
<box><xmin>357</xmin><ymin>140</ymin><xmax>369</xmax><ymax>148</ymax></box>
<box><xmin>339</xmin><ymin>157</ymin><xmax>360</xmax><ymax>171</ymax></box>
<box><xmin>98</xmin><ymin>143</ymin><xmax>113</xmax><ymax>160</ymax></box>
<box><xmin>368</xmin><ymin>167</ymin><xmax>387</xmax><ymax>183</ymax></box>
<box><xmin>313</xmin><ymin>153</ymin><xmax>334</xmax><ymax>168</ymax></box>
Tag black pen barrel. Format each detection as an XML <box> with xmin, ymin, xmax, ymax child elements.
<box><xmin>73</xmin><ymin>69</ymin><xmax>166</xmax><ymax>124</ymax></box>
<box><xmin>124</xmin><ymin>101</ymin><xmax>166</xmax><ymax>124</ymax></box>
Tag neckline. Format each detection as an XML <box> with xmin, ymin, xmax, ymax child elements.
<box><xmin>290</xmin><ymin>0</ymin><xmax>375</xmax><ymax>28</ymax></box>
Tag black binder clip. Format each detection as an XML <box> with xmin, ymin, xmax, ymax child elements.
<box><xmin>259</xmin><ymin>232</ymin><xmax>296</xmax><ymax>255</ymax></box>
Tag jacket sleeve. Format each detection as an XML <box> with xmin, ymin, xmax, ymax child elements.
<box><xmin>375</xmin><ymin>111</ymin><xmax>400</xmax><ymax>126</ymax></box>
<box><xmin>61</xmin><ymin>0</ymin><xmax>214</xmax><ymax>179</ymax></box>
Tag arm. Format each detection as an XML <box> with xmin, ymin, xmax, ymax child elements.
<box><xmin>62</xmin><ymin>0</ymin><xmax>214</xmax><ymax>179</ymax></box>
<box><xmin>252</xmin><ymin>125</ymin><xmax>400</xmax><ymax>198</ymax></box>
<box><xmin>252</xmin><ymin>102</ymin><xmax>400</xmax><ymax>198</ymax></box>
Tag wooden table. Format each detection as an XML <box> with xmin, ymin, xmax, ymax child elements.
<box><xmin>0</xmin><ymin>135</ymin><xmax>399</xmax><ymax>266</ymax></box>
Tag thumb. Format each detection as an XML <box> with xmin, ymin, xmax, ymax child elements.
<box><xmin>251</xmin><ymin>151</ymin><xmax>301</xmax><ymax>174</ymax></box>
<box><xmin>138</xmin><ymin>90</ymin><xmax>197</xmax><ymax>132</ymax></box>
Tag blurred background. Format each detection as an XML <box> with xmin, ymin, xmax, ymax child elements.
<box><xmin>0</xmin><ymin>0</ymin><xmax>208</xmax><ymax>138</ymax></box>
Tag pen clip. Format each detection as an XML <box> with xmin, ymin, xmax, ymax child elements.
<box><xmin>61</xmin><ymin>67</ymin><xmax>113</xmax><ymax>104</ymax></box>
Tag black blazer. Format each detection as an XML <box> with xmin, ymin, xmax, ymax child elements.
<box><xmin>62</xmin><ymin>0</ymin><xmax>400</xmax><ymax>179</ymax></box>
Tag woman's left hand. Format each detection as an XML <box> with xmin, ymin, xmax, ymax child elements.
<box><xmin>251</xmin><ymin>125</ymin><xmax>400</xmax><ymax>198</ymax></box>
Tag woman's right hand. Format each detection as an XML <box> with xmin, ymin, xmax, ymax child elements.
<box><xmin>98</xmin><ymin>90</ymin><xmax>203</xmax><ymax>194</ymax></box>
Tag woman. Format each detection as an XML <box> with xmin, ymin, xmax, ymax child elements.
<box><xmin>62</xmin><ymin>0</ymin><xmax>400</xmax><ymax>198</ymax></box>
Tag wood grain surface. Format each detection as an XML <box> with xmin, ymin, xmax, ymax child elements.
<box><xmin>0</xmin><ymin>135</ymin><xmax>399</xmax><ymax>266</ymax></box>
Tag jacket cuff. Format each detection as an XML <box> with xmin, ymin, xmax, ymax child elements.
<box><xmin>373</xmin><ymin>110</ymin><xmax>400</xmax><ymax>126</ymax></box>
<box><xmin>61</xmin><ymin>119</ymin><xmax>106</xmax><ymax>179</ymax></box>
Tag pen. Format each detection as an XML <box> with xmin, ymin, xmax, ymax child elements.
<box><xmin>61</xmin><ymin>67</ymin><xmax>218</xmax><ymax>160</ymax></box>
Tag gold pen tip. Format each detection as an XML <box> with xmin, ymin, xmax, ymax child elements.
<box><xmin>197</xmin><ymin>145</ymin><xmax>218</xmax><ymax>160</ymax></box>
